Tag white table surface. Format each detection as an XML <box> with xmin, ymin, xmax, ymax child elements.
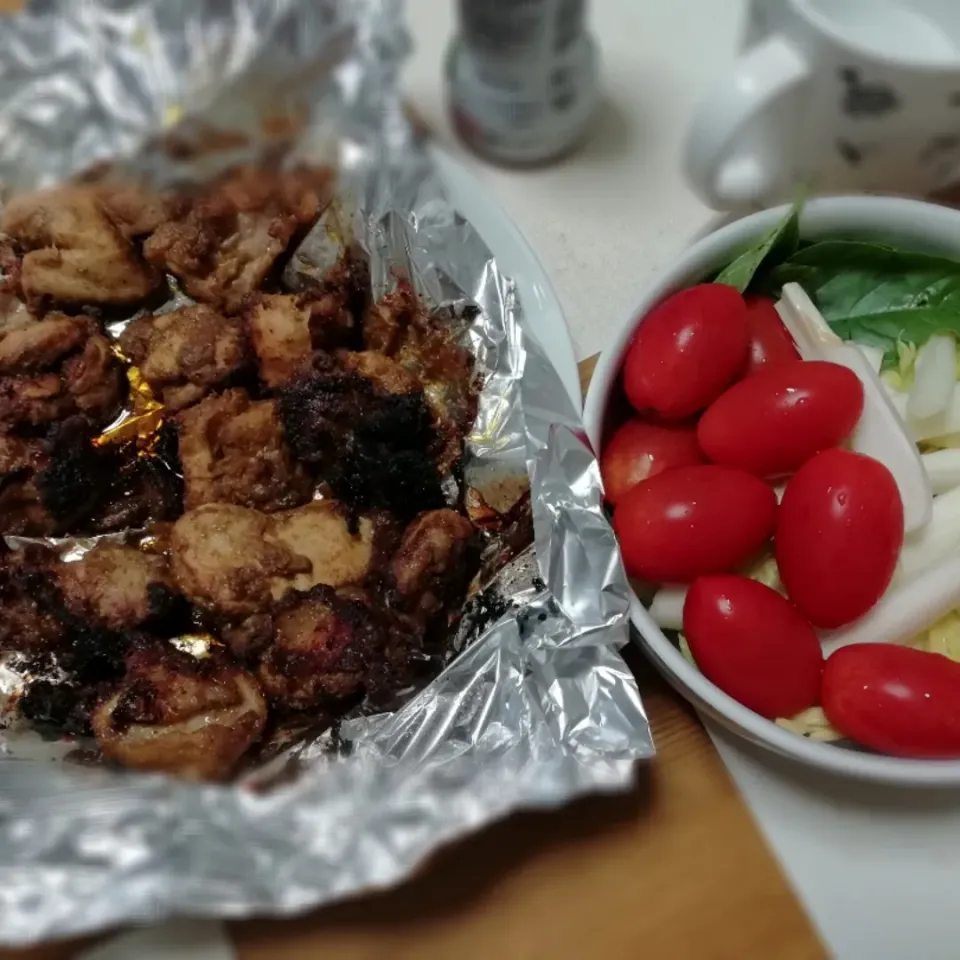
<box><xmin>404</xmin><ymin>2</ymin><xmax>960</xmax><ymax>960</ymax></box>
<box><xmin>72</xmin><ymin>3</ymin><xmax>960</xmax><ymax>958</ymax></box>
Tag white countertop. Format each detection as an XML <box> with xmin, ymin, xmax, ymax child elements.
<box><xmin>404</xmin><ymin>3</ymin><xmax>960</xmax><ymax>960</ymax></box>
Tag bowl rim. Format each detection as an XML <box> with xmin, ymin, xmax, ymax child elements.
<box><xmin>584</xmin><ymin>194</ymin><xmax>960</xmax><ymax>787</ymax></box>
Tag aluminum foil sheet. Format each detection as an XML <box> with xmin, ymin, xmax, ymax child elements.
<box><xmin>0</xmin><ymin>0</ymin><xmax>653</xmax><ymax>945</ymax></box>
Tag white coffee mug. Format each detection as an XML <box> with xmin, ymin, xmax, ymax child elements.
<box><xmin>684</xmin><ymin>0</ymin><xmax>960</xmax><ymax>209</ymax></box>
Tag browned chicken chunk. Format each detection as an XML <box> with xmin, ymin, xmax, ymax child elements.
<box><xmin>244</xmin><ymin>291</ymin><xmax>356</xmax><ymax>389</ymax></box>
<box><xmin>365</xmin><ymin>282</ymin><xmax>476</xmax><ymax>473</ymax></box>
<box><xmin>170</xmin><ymin>498</ymin><xmax>386</xmax><ymax>621</ymax></box>
<box><xmin>390</xmin><ymin>509</ymin><xmax>475</xmax><ymax>619</ymax></box>
<box><xmin>269</xmin><ymin>500</ymin><xmax>392</xmax><ymax>593</ymax></box>
<box><xmin>92</xmin><ymin>643</ymin><xmax>267</xmax><ymax>781</ymax></box>
<box><xmin>0</xmin><ymin>317</ymin><xmax>123</xmax><ymax>429</ymax></box>
<box><xmin>2</xmin><ymin>185</ymin><xmax>160</xmax><ymax>308</ymax></box>
<box><xmin>177</xmin><ymin>389</ymin><xmax>310</xmax><ymax>511</ymax></box>
<box><xmin>119</xmin><ymin>304</ymin><xmax>248</xmax><ymax>411</ymax></box>
<box><xmin>57</xmin><ymin>544</ymin><xmax>175</xmax><ymax>631</ymax></box>
<box><xmin>0</xmin><ymin>434</ymin><xmax>51</xmax><ymax>535</ymax></box>
<box><xmin>143</xmin><ymin>166</ymin><xmax>333</xmax><ymax>313</ymax></box>
<box><xmin>0</xmin><ymin>312</ymin><xmax>86</xmax><ymax>374</ymax></box>
<box><xmin>170</xmin><ymin>503</ymin><xmax>310</xmax><ymax>617</ymax></box>
<box><xmin>257</xmin><ymin>585</ymin><xmax>417</xmax><ymax>711</ymax></box>
<box><xmin>0</xmin><ymin>548</ymin><xmax>62</xmax><ymax>652</ymax></box>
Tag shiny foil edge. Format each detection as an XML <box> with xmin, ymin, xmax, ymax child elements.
<box><xmin>0</xmin><ymin>0</ymin><xmax>653</xmax><ymax>944</ymax></box>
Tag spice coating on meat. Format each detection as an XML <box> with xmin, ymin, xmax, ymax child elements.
<box><xmin>119</xmin><ymin>305</ymin><xmax>248</xmax><ymax>411</ymax></box>
<box><xmin>57</xmin><ymin>544</ymin><xmax>176</xmax><ymax>631</ymax></box>
<box><xmin>143</xmin><ymin>166</ymin><xmax>333</xmax><ymax>313</ymax></box>
<box><xmin>92</xmin><ymin>642</ymin><xmax>267</xmax><ymax>781</ymax></box>
<box><xmin>176</xmin><ymin>389</ymin><xmax>310</xmax><ymax>511</ymax></box>
<box><xmin>2</xmin><ymin>185</ymin><xmax>160</xmax><ymax>308</ymax></box>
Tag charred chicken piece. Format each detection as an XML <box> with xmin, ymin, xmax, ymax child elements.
<box><xmin>57</xmin><ymin>544</ymin><xmax>178</xmax><ymax>632</ymax></box>
<box><xmin>390</xmin><ymin>509</ymin><xmax>476</xmax><ymax>620</ymax></box>
<box><xmin>119</xmin><ymin>304</ymin><xmax>249</xmax><ymax>412</ymax></box>
<box><xmin>278</xmin><ymin>354</ymin><xmax>445</xmax><ymax>520</ymax></box>
<box><xmin>244</xmin><ymin>291</ymin><xmax>356</xmax><ymax>389</ymax></box>
<box><xmin>257</xmin><ymin>585</ymin><xmax>419</xmax><ymax>711</ymax></box>
<box><xmin>2</xmin><ymin>185</ymin><xmax>160</xmax><ymax>308</ymax></box>
<box><xmin>31</xmin><ymin>418</ymin><xmax>182</xmax><ymax>535</ymax></box>
<box><xmin>364</xmin><ymin>282</ymin><xmax>476</xmax><ymax>473</ymax></box>
<box><xmin>0</xmin><ymin>547</ymin><xmax>63</xmax><ymax>652</ymax></box>
<box><xmin>170</xmin><ymin>503</ymin><xmax>310</xmax><ymax>618</ymax></box>
<box><xmin>92</xmin><ymin>642</ymin><xmax>267</xmax><ymax>781</ymax></box>
<box><xmin>0</xmin><ymin>434</ymin><xmax>52</xmax><ymax>535</ymax></box>
<box><xmin>143</xmin><ymin>165</ymin><xmax>334</xmax><ymax>313</ymax></box>
<box><xmin>177</xmin><ymin>389</ymin><xmax>310</xmax><ymax>512</ymax></box>
<box><xmin>0</xmin><ymin>317</ymin><xmax>123</xmax><ymax>429</ymax></box>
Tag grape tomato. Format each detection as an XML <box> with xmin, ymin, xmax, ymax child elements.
<box><xmin>823</xmin><ymin>644</ymin><xmax>960</xmax><ymax>758</ymax></box>
<box><xmin>684</xmin><ymin>575</ymin><xmax>823</xmax><ymax>719</ymax></box>
<box><xmin>621</xmin><ymin>283</ymin><xmax>749</xmax><ymax>420</ymax></box>
<box><xmin>776</xmin><ymin>449</ymin><xmax>903</xmax><ymax>629</ymax></box>
<box><xmin>697</xmin><ymin>360</ymin><xmax>864</xmax><ymax>478</ymax></box>
<box><xmin>743</xmin><ymin>294</ymin><xmax>800</xmax><ymax>375</ymax></box>
<box><xmin>600</xmin><ymin>419</ymin><xmax>704</xmax><ymax>504</ymax></box>
<box><xmin>613</xmin><ymin>464</ymin><xmax>777</xmax><ymax>583</ymax></box>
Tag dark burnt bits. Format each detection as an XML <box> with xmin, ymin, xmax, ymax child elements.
<box><xmin>278</xmin><ymin>364</ymin><xmax>445</xmax><ymax>520</ymax></box>
<box><xmin>34</xmin><ymin>419</ymin><xmax>184</xmax><ymax>534</ymax></box>
<box><xmin>34</xmin><ymin>417</ymin><xmax>106</xmax><ymax>531</ymax></box>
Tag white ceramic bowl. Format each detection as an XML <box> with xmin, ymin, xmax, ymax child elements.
<box><xmin>583</xmin><ymin>195</ymin><xmax>960</xmax><ymax>787</ymax></box>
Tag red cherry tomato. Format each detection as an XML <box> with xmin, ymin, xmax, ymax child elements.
<box><xmin>823</xmin><ymin>644</ymin><xmax>960</xmax><ymax>758</ymax></box>
<box><xmin>775</xmin><ymin>450</ymin><xmax>903</xmax><ymax>629</ymax></box>
<box><xmin>613</xmin><ymin>464</ymin><xmax>777</xmax><ymax>583</ymax></box>
<box><xmin>743</xmin><ymin>295</ymin><xmax>800</xmax><ymax>375</ymax></box>
<box><xmin>684</xmin><ymin>575</ymin><xmax>823</xmax><ymax>718</ymax></box>
<box><xmin>600</xmin><ymin>419</ymin><xmax>705</xmax><ymax>504</ymax></box>
<box><xmin>622</xmin><ymin>283</ymin><xmax>749</xmax><ymax>420</ymax></box>
<box><xmin>697</xmin><ymin>360</ymin><xmax>864</xmax><ymax>478</ymax></box>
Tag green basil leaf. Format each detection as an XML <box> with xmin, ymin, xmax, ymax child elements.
<box><xmin>767</xmin><ymin>240</ymin><xmax>960</xmax><ymax>365</ymax></box>
<box><xmin>714</xmin><ymin>199</ymin><xmax>802</xmax><ymax>293</ymax></box>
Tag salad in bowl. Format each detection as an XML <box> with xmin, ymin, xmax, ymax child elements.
<box><xmin>583</xmin><ymin>196</ymin><xmax>960</xmax><ymax>784</ymax></box>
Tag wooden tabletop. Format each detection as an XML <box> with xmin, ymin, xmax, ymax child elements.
<box><xmin>4</xmin><ymin>359</ymin><xmax>823</xmax><ymax>960</ymax></box>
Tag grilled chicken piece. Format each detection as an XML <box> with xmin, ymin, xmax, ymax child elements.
<box><xmin>390</xmin><ymin>509</ymin><xmax>475</xmax><ymax>619</ymax></box>
<box><xmin>278</xmin><ymin>354</ymin><xmax>445</xmax><ymax>519</ymax></box>
<box><xmin>170</xmin><ymin>499</ymin><xmax>386</xmax><ymax>620</ymax></box>
<box><xmin>0</xmin><ymin>444</ymin><xmax>51</xmax><ymax>535</ymax></box>
<box><xmin>364</xmin><ymin>282</ymin><xmax>476</xmax><ymax>473</ymax></box>
<box><xmin>0</xmin><ymin>312</ymin><xmax>86</xmax><ymax>374</ymax></box>
<box><xmin>245</xmin><ymin>293</ymin><xmax>314</xmax><ymax>388</ymax></box>
<box><xmin>177</xmin><ymin>389</ymin><xmax>310</xmax><ymax>512</ymax></box>
<box><xmin>0</xmin><ymin>548</ymin><xmax>62</xmax><ymax>652</ymax></box>
<box><xmin>92</xmin><ymin>642</ymin><xmax>267</xmax><ymax>781</ymax></box>
<box><xmin>119</xmin><ymin>304</ymin><xmax>248</xmax><ymax>412</ymax></box>
<box><xmin>95</xmin><ymin>184</ymin><xmax>171</xmax><ymax>238</ymax></box>
<box><xmin>269</xmin><ymin>500</ymin><xmax>394</xmax><ymax>594</ymax></box>
<box><xmin>0</xmin><ymin>315</ymin><xmax>123</xmax><ymax>429</ymax></box>
<box><xmin>57</xmin><ymin>544</ymin><xmax>177</xmax><ymax>631</ymax></box>
<box><xmin>2</xmin><ymin>185</ymin><xmax>160</xmax><ymax>308</ymax></box>
<box><xmin>245</xmin><ymin>291</ymin><xmax>356</xmax><ymax>389</ymax></box>
<box><xmin>170</xmin><ymin>503</ymin><xmax>310</xmax><ymax>617</ymax></box>
<box><xmin>143</xmin><ymin>165</ymin><xmax>333</xmax><ymax>313</ymax></box>
<box><xmin>257</xmin><ymin>585</ymin><xmax>418</xmax><ymax>711</ymax></box>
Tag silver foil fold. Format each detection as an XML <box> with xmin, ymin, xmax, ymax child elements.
<box><xmin>0</xmin><ymin>0</ymin><xmax>652</xmax><ymax>944</ymax></box>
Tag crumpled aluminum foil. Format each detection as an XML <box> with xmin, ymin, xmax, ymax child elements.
<box><xmin>0</xmin><ymin>0</ymin><xmax>653</xmax><ymax>945</ymax></box>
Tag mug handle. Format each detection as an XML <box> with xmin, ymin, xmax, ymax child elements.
<box><xmin>684</xmin><ymin>35</ymin><xmax>812</xmax><ymax>209</ymax></box>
